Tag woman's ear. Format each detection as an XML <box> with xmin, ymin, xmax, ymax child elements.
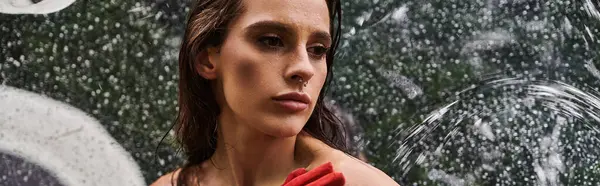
<box><xmin>194</xmin><ymin>47</ymin><xmax>220</xmax><ymax>80</ymax></box>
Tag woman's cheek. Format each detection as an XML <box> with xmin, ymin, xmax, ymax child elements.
<box><xmin>233</xmin><ymin>61</ymin><xmax>257</xmax><ymax>89</ymax></box>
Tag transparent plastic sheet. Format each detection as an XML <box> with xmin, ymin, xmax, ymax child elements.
<box><xmin>1</xmin><ymin>0</ymin><xmax>599</xmax><ymax>185</ymax></box>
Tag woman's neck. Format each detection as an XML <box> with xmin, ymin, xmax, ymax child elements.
<box><xmin>209</xmin><ymin>113</ymin><xmax>313</xmax><ymax>186</ymax></box>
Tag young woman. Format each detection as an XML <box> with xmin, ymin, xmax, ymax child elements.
<box><xmin>151</xmin><ymin>0</ymin><xmax>399</xmax><ymax>185</ymax></box>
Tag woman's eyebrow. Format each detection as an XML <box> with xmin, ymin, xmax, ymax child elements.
<box><xmin>243</xmin><ymin>20</ymin><xmax>332</xmax><ymax>42</ymax></box>
<box><xmin>312</xmin><ymin>31</ymin><xmax>332</xmax><ymax>45</ymax></box>
<box><xmin>244</xmin><ymin>20</ymin><xmax>294</xmax><ymax>35</ymax></box>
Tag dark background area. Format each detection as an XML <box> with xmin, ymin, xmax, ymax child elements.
<box><xmin>2</xmin><ymin>0</ymin><xmax>600</xmax><ymax>185</ymax></box>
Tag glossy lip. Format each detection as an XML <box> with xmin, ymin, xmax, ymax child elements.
<box><xmin>272</xmin><ymin>92</ymin><xmax>311</xmax><ymax>105</ymax></box>
<box><xmin>271</xmin><ymin>92</ymin><xmax>311</xmax><ymax>112</ymax></box>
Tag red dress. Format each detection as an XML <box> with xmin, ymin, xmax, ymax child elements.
<box><xmin>282</xmin><ymin>162</ymin><xmax>345</xmax><ymax>186</ymax></box>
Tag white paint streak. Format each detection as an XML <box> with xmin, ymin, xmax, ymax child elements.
<box><xmin>0</xmin><ymin>85</ymin><xmax>146</xmax><ymax>186</ymax></box>
<box><xmin>0</xmin><ymin>0</ymin><xmax>76</xmax><ymax>14</ymax></box>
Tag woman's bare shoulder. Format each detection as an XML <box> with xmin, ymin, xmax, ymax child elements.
<box><xmin>150</xmin><ymin>169</ymin><xmax>181</xmax><ymax>186</ymax></box>
<box><xmin>296</xmin><ymin>134</ymin><xmax>399</xmax><ymax>185</ymax></box>
<box><xmin>332</xmin><ymin>153</ymin><xmax>400</xmax><ymax>186</ymax></box>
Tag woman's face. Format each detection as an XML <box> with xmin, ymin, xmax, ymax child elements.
<box><xmin>205</xmin><ymin>0</ymin><xmax>331</xmax><ymax>137</ymax></box>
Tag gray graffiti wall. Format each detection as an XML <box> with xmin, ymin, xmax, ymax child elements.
<box><xmin>0</xmin><ymin>86</ymin><xmax>145</xmax><ymax>186</ymax></box>
<box><xmin>1</xmin><ymin>0</ymin><xmax>182</xmax><ymax>185</ymax></box>
<box><xmin>2</xmin><ymin>0</ymin><xmax>600</xmax><ymax>185</ymax></box>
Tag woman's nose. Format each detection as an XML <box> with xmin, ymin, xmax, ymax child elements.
<box><xmin>286</xmin><ymin>48</ymin><xmax>315</xmax><ymax>86</ymax></box>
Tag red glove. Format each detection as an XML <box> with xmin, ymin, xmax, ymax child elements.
<box><xmin>282</xmin><ymin>162</ymin><xmax>345</xmax><ymax>186</ymax></box>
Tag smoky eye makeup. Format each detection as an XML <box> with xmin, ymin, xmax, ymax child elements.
<box><xmin>243</xmin><ymin>20</ymin><xmax>331</xmax><ymax>57</ymax></box>
<box><xmin>244</xmin><ymin>31</ymin><xmax>289</xmax><ymax>52</ymax></box>
<box><xmin>307</xmin><ymin>45</ymin><xmax>329</xmax><ymax>58</ymax></box>
<box><xmin>256</xmin><ymin>33</ymin><xmax>285</xmax><ymax>50</ymax></box>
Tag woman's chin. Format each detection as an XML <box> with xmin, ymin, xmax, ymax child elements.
<box><xmin>259</xmin><ymin>114</ymin><xmax>309</xmax><ymax>137</ymax></box>
<box><xmin>260</xmin><ymin>123</ymin><xmax>305</xmax><ymax>138</ymax></box>
<box><xmin>272</xmin><ymin>126</ymin><xmax>304</xmax><ymax>138</ymax></box>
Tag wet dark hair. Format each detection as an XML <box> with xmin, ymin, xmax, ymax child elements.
<box><xmin>173</xmin><ymin>0</ymin><xmax>345</xmax><ymax>185</ymax></box>
<box><xmin>326</xmin><ymin>99</ymin><xmax>366</xmax><ymax>158</ymax></box>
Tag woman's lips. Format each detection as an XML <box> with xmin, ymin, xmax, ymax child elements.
<box><xmin>273</xmin><ymin>99</ymin><xmax>309</xmax><ymax>112</ymax></box>
<box><xmin>272</xmin><ymin>92</ymin><xmax>311</xmax><ymax>112</ymax></box>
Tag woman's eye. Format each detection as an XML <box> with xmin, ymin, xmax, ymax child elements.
<box><xmin>258</xmin><ymin>35</ymin><xmax>284</xmax><ymax>48</ymax></box>
<box><xmin>308</xmin><ymin>46</ymin><xmax>329</xmax><ymax>58</ymax></box>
